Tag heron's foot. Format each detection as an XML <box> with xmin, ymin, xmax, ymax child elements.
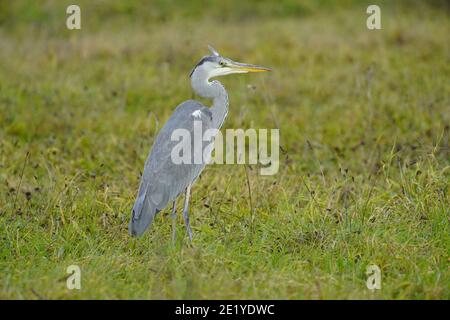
<box><xmin>183</xmin><ymin>210</ymin><xmax>193</xmax><ymax>242</ymax></box>
<box><xmin>172</xmin><ymin>221</ymin><xmax>177</xmax><ymax>243</ymax></box>
<box><xmin>182</xmin><ymin>185</ymin><xmax>193</xmax><ymax>242</ymax></box>
<box><xmin>171</xmin><ymin>201</ymin><xmax>177</xmax><ymax>244</ymax></box>
<box><xmin>186</xmin><ymin>222</ymin><xmax>193</xmax><ymax>242</ymax></box>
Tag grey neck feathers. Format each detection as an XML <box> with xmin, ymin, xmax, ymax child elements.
<box><xmin>191</xmin><ymin>67</ymin><xmax>228</xmax><ymax>129</ymax></box>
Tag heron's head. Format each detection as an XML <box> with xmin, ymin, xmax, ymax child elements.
<box><xmin>189</xmin><ymin>45</ymin><xmax>271</xmax><ymax>79</ymax></box>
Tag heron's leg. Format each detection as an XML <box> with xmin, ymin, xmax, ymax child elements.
<box><xmin>182</xmin><ymin>184</ymin><xmax>193</xmax><ymax>241</ymax></box>
<box><xmin>171</xmin><ymin>200</ymin><xmax>177</xmax><ymax>243</ymax></box>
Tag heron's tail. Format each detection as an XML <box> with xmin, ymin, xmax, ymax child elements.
<box><xmin>129</xmin><ymin>193</ymin><xmax>159</xmax><ymax>237</ymax></box>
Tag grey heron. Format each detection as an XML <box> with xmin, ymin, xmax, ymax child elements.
<box><xmin>129</xmin><ymin>46</ymin><xmax>271</xmax><ymax>240</ymax></box>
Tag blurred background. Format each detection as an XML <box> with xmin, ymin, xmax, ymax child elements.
<box><xmin>0</xmin><ymin>1</ymin><xmax>448</xmax><ymax>299</ymax></box>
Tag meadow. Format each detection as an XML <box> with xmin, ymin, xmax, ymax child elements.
<box><xmin>0</xmin><ymin>0</ymin><xmax>449</xmax><ymax>299</ymax></box>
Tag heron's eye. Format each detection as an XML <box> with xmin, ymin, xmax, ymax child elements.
<box><xmin>219</xmin><ymin>61</ymin><xmax>226</xmax><ymax>67</ymax></box>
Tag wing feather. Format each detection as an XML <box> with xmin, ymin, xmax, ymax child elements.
<box><xmin>129</xmin><ymin>100</ymin><xmax>214</xmax><ymax>236</ymax></box>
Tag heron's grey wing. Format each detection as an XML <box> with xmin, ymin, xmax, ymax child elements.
<box><xmin>129</xmin><ymin>100</ymin><xmax>213</xmax><ymax>236</ymax></box>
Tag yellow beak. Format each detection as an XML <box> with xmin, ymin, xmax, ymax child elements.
<box><xmin>229</xmin><ymin>61</ymin><xmax>272</xmax><ymax>73</ymax></box>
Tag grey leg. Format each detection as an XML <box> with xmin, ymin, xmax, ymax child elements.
<box><xmin>182</xmin><ymin>184</ymin><xmax>193</xmax><ymax>241</ymax></box>
<box><xmin>171</xmin><ymin>200</ymin><xmax>177</xmax><ymax>243</ymax></box>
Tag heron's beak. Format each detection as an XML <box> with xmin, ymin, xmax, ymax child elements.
<box><xmin>228</xmin><ymin>61</ymin><xmax>272</xmax><ymax>73</ymax></box>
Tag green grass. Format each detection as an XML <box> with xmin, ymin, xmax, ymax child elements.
<box><xmin>0</xmin><ymin>0</ymin><xmax>449</xmax><ymax>299</ymax></box>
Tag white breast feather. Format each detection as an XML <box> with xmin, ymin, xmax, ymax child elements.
<box><xmin>192</xmin><ymin>110</ymin><xmax>202</xmax><ymax>119</ymax></box>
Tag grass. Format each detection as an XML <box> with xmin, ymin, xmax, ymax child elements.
<box><xmin>0</xmin><ymin>0</ymin><xmax>449</xmax><ymax>299</ymax></box>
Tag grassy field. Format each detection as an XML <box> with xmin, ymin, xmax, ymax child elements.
<box><xmin>0</xmin><ymin>0</ymin><xmax>449</xmax><ymax>299</ymax></box>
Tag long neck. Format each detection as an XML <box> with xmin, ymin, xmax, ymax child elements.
<box><xmin>191</xmin><ymin>69</ymin><xmax>228</xmax><ymax>129</ymax></box>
